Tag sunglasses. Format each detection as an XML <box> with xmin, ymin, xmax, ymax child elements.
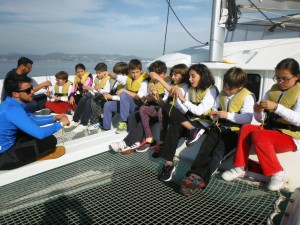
<box><xmin>18</xmin><ymin>86</ymin><xmax>33</xmax><ymax>94</ymax></box>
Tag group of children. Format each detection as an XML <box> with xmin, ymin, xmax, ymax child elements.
<box><xmin>45</xmin><ymin>57</ymin><xmax>300</xmax><ymax>196</ymax></box>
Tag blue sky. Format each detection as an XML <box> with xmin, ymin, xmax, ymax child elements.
<box><xmin>0</xmin><ymin>0</ymin><xmax>212</xmax><ymax>58</ymax></box>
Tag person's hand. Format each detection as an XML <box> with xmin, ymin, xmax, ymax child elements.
<box><xmin>94</xmin><ymin>85</ymin><xmax>100</xmax><ymax>92</ymax></box>
<box><xmin>53</xmin><ymin>96</ymin><xmax>60</xmax><ymax>101</ymax></box>
<box><xmin>45</xmin><ymin>90</ymin><xmax>51</xmax><ymax>97</ymax></box>
<box><xmin>175</xmin><ymin>88</ymin><xmax>184</xmax><ymax>100</ymax></box>
<box><xmin>42</xmin><ymin>81</ymin><xmax>52</xmax><ymax>89</ymax></box>
<box><xmin>116</xmin><ymin>88</ymin><xmax>125</xmax><ymax>96</ymax></box>
<box><xmin>217</xmin><ymin>110</ymin><xmax>228</xmax><ymax>119</ymax></box>
<box><xmin>170</xmin><ymin>86</ymin><xmax>178</xmax><ymax>95</ymax></box>
<box><xmin>258</xmin><ymin>100</ymin><xmax>277</xmax><ymax>111</ymax></box>
<box><xmin>210</xmin><ymin>110</ymin><xmax>219</xmax><ymax>119</ymax></box>
<box><xmin>69</xmin><ymin>96</ymin><xmax>75</xmax><ymax>105</ymax></box>
<box><xmin>103</xmin><ymin>93</ymin><xmax>112</xmax><ymax>100</ymax></box>
<box><xmin>54</xmin><ymin>114</ymin><xmax>68</xmax><ymax>121</ymax></box>
<box><xmin>150</xmin><ymin>86</ymin><xmax>158</xmax><ymax>95</ymax></box>
<box><xmin>60</xmin><ymin>116</ymin><xmax>70</xmax><ymax>126</ymax></box>
<box><xmin>254</xmin><ymin>102</ymin><xmax>263</xmax><ymax>113</ymax></box>
<box><xmin>149</xmin><ymin>72</ymin><xmax>160</xmax><ymax>81</ymax></box>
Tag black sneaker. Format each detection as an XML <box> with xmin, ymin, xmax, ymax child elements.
<box><xmin>158</xmin><ymin>164</ymin><xmax>175</xmax><ymax>182</ymax></box>
<box><xmin>152</xmin><ymin>144</ymin><xmax>162</xmax><ymax>158</ymax></box>
<box><xmin>180</xmin><ymin>173</ymin><xmax>206</xmax><ymax>197</ymax></box>
<box><xmin>66</xmin><ymin>109</ymin><xmax>74</xmax><ymax>115</ymax></box>
<box><xmin>186</xmin><ymin>128</ymin><xmax>205</xmax><ymax>147</ymax></box>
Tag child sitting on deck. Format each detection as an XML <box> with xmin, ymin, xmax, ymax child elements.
<box><xmin>144</xmin><ymin>63</ymin><xmax>192</xmax><ymax>157</ymax></box>
<box><xmin>89</xmin><ymin>62</ymin><xmax>128</xmax><ymax>131</ymax></box>
<box><xmin>157</xmin><ymin>64</ymin><xmax>218</xmax><ymax>183</ymax></box>
<box><xmin>68</xmin><ymin>63</ymin><xmax>93</xmax><ymax>107</ymax></box>
<box><xmin>102</xmin><ymin>59</ymin><xmax>148</xmax><ymax>133</ymax></box>
<box><xmin>45</xmin><ymin>71</ymin><xmax>74</xmax><ymax>114</ymax></box>
<box><xmin>222</xmin><ymin>58</ymin><xmax>300</xmax><ymax>191</ymax></box>
<box><xmin>70</xmin><ymin>63</ymin><xmax>111</xmax><ymax>133</ymax></box>
<box><xmin>109</xmin><ymin>60</ymin><xmax>171</xmax><ymax>153</ymax></box>
<box><xmin>134</xmin><ymin>61</ymin><xmax>172</xmax><ymax>152</ymax></box>
<box><xmin>179</xmin><ymin>67</ymin><xmax>255</xmax><ymax>197</ymax></box>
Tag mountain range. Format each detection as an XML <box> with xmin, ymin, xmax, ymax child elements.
<box><xmin>0</xmin><ymin>53</ymin><xmax>153</xmax><ymax>63</ymax></box>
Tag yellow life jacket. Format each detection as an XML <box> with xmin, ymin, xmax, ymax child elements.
<box><xmin>267</xmin><ymin>82</ymin><xmax>300</xmax><ymax>139</ymax></box>
<box><xmin>168</xmin><ymin>82</ymin><xmax>187</xmax><ymax>105</ymax></box>
<box><xmin>94</xmin><ymin>75</ymin><xmax>110</xmax><ymax>89</ymax></box>
<box><xmin>74</xmin><ymin>71</ymin><xmax>91</xmax><ymax>88</ymax></box>
<box><xmin>187</xmin><ymin>85</ymin><xmax>216</xmax><ymax>125</ymax></box>
<box><xmin>125</xmin><ymin>72</ymin><xmax>148</xmax><ymax>92</ymax></box>
<box><xmin>94</xmin><ymin>76</ymin><xmax>100</xmax><ymax>88</ymax></box>
<box><xmin>149</xmin><ymin>76</ymin><xmax>172</xmax><ymax>96</ymax></box>
<box><xmin>54</xmin><ymin>81</ymin><xmax>72</xmax><ymax>96</ymax></box>
<box><xmin>219</xmin><ymin>88</ymin><xmax>253</xmax><ymax>131</ymax></box>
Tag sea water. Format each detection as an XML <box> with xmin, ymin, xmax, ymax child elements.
<box><xmin>0</xmin><ymin>61</ymin><xmax>150</xmax><ymax>79</ymax></box>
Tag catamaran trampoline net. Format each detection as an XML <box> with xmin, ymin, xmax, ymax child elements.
<box><xmin>0</xmin><ymin>150</ymin><xmax>282</xmax><ymax>224</ymax></box>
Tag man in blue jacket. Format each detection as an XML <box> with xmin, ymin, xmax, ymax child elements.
<box><xmin>0</xmin><ymin>75</ymin><xmax>69</xmax><ymax>170</ymax></box>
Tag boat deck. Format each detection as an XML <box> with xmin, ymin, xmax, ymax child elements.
<box><xmin>0</xmin><ymin>147</ymin><xmax>288</xmax><ymax>224</ymax></box>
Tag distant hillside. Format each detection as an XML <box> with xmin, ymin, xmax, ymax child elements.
<box><xmin>0</xmin><ymin>53</ymin><xmax>153</xmax><ymax>63</ymax></box>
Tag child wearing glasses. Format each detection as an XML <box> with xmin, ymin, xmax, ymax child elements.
<box><xmin>45</xmin><ymin>71</ymin><xmax>74</xmax><ymax>114</ymax></box>
<box><xmin>222</xmin><ymin>58</ymin><xmax>300</xmax><ymax>191</ymax></box>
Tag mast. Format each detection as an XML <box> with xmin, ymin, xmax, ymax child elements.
<box><xmin>209</xmin><ymin>0</ymin><xmax>225</xmax><ymax>62</ymax></box>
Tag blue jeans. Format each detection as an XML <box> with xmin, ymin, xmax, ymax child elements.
<box><xmin>102</xmin><ymin>92</ymin><xmax>140</xmax><ymax>130</ymax></box>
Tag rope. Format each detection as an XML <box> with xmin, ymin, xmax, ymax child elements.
<box><xmin>226</xmin><ymin>0</ymin><xmax>241</xmax><ymax>31</ymax></box>
<box><xmin>261</xmin><ymin>110</ymin><xmax>265</xmax><ymax>129</ymax></box>
<box><xmin>214</xmin><ymin>114</ymin><xmax>222</xmax><ymax>133</ymax></box>
<box><xmin>168</xmin><ymin>92</ymin><xmax>177</xmax><ymax>116</ymax></box>
<box><xmin>61</xmin><ymin>127</ymin><xmax>65</xmax><ymax>146</ymax></box>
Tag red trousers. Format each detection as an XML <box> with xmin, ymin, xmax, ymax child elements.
<box><xmin>234</xmin><ymin>124</ymin><xmax>296</xmax><ymax>176</ymax></box>
<box><xmin>45</xmin><ymin>101</ymin><xmax>76</xmax><ymax>114</ymax></box>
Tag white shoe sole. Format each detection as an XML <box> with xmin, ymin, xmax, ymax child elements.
<box><xmin>163</xmin><ymin>166</ymin><xmax>176</xmax><ymax>182</ymax></box>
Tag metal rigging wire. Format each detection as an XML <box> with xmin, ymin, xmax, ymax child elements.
<box><xmin>163</xmin><ymin>0</ymin><xmax>171</xmax><ymax>55</ymax></box>
<box><xmin>164</xmin><ymin>0</ymin><xmax>208</xmax><ymax>46</ymax></box>
<box><xmin>247</xmin><ymin>0</ymin><xmax>300</xmax><ymax>33</ymax></box>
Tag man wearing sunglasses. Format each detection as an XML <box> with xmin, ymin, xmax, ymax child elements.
<box><xmin>0</xmin><ymin>75</ymin><xmax>69</xmax><ymax>170</ymax></box>
<box><xmin>1</xmin><ymin>57</ymin><xmax>52</xmax><ymax>113</ymax></box>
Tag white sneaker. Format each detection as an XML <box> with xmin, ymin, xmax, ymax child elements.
<box><xmin>222</xmin><ymin>167</ymin><xmax>246</xmax><ymax>181</ymax></box>
<box><xmin>88</xmin><ymin>123</ymin><xmax>100</xmax><ymax>131</ymax></box>
<box><xmin>267</xmin><ymin>170</ymin><xmax>288</xmax><ymax>191</ymax></box>
<box><xmin>73</xmin><ymin>124</ymin><xmax>88</xmax><ymax>133</ymax></box>
<box><xmin>109</xmin><ymin>141</ymin><xmax>140</xmax><ymax>153</ymax></box>
<box><xmin>65</xmin><ymin>121</ymin><xmax>79</xmax><ymax>128</ymax></box>
<box><xmin>34</xmin><ymin>108</ymin><xmax>51</xmax><ymax>115</ymax></box>
<box><xmin>109</xmin><ymin>141</ymin><xmax>127</xmax><ymax>152</ymax></box>
<box><xmin>98</xmin><ymin>128</ymin><xmax>105</xmax><ymax>133</ymax></box>
<box><xmin>124</xmin><ymin>142</ymin><xmax>141</xmax><ymax>151</ymax></box>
